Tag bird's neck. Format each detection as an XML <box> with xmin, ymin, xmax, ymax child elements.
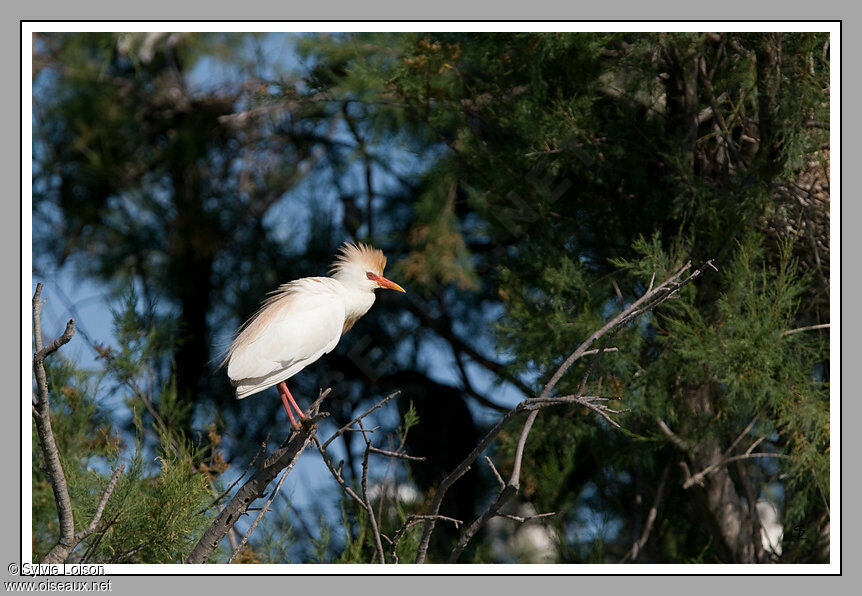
<box><xmin>338</xmin><ymin>283</ymin><xmax>377</xmax><ymax>323</ymax></box>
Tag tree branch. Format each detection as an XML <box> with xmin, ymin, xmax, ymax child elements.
<box><xmin>34</xmin><ymin>283</ymin><xmax>125</xmax><ymax>563</ymax></box>
<box><xmin>682</xmin><ymin>452</ymin><xmax>786</xmax><ymax>490</ymax></box>
<box><xmin>228</xmin><ymin>463</ymin><xmax>292</xmax><ymax>563</ymax></box>
<box><xmin>620</xmin><ymin>461</ymin><xmax>670</xmax><ymax>563</ymax></box>
<box><xmin>415</xmin><ymin>260</ymin><xmax>715</xmax><ymax>563</ymax></box>
<box><xmin>186</xmin><ymin>390</ymin><xmax>329</xmax><ymax>564</ymax></box>
<box><xmin>73</xmin><ymin>466</ymin><xmax>125</xmax><ymax>544</ymax></box>
<box><xmin>782</xmin><ymin>323</ymin><xmax>830</xmax><ymax>336</ymax></box>
<box><xmin>322</xmin><ymin>390</ymin><xmax>400</xmax><ymax>450</ymax></box>
<box><xmin>656</xmin><ymin>417</ymin><xmax>691</xmax><ymax>451</ymax></box>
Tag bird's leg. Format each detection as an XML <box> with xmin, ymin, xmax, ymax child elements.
<box><xmin>278</xmin><ymin>383</ymin><xmax>300</xmax><ymax>429</ymax></box>
<box><xmin>278</xmin><ymin>381</ymin><xmax>306</xmax><ymax>420</ymax></box>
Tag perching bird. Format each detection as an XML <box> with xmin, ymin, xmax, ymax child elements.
<box><xmin>223</xmin><ymin>243</ymin><xmax>405</xmax><ymax>428</ymax></box>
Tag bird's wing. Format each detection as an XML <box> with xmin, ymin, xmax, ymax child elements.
<box><xmin>226</xmin><ymin>278</ymin><xmax>345</xmax><ymax>395</ymax></box>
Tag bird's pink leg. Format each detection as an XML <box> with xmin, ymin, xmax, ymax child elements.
<box><xmin>278</xmin><ymin>381</ymin><xmax>306</xmax><ymax>420</ymax></box>
<box><xmin>277</xmin><ymin>384</ymin><xmax>300</xmax><ymax>428</ymax></box>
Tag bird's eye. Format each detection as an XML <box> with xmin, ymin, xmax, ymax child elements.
<box><xmin>366</xmin><ymin>272</ymin><xmax>376</xmax><ymax>280</ymax></box>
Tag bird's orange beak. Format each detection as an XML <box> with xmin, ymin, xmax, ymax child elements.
<box><xmin>370</xmin><ymin>273</ymin><xmax>406</xmax><ymax>293</ymax></box>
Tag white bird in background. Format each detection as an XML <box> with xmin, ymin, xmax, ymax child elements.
<box><xmin>223</xmin><ymin>243</ymin><xmax>406</xmax><ymax>427</ymax></box>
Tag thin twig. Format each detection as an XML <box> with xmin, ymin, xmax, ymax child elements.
<box><xmin>367</xmin><ymin>446</ymin><xmax>426</xmax><ymax>461</ymax></box>
<box><xmin>723</xmin><ymin>415</ymin><xmax>759</xmax><ymax>458</ymax></box>
<box><xmin>356</xmin><ymin>419</ymin><xmax>386</xmax><ymax>564</ymax></box>
<box><xmin>485</xmin><ymin>456</ymin><xmax>505</xmax><ymax>491</ymax></box>
<box><xmin>228</xmin><ymin>464</ymin><xmax>292</xmax><ymax>563</ymax></box>
<box><xmin>620</xmin><ymin>461</ymin><xmax>670</xmax><ymax>563</ymax></box>
<box><xmin>497</xmin><ymin>512</ymin><xmax>556</xmax><ymax>523</ymax></box>
<box><xmin>322</xmin><ymin>390</ymin><xmax>400</xmax><ymax>449</ymax></box>
<box><xmin>391</xmin><ymin>515</ymin><xmax>462</xmax><ymax>564</ymax></box>
<box><xmin>447</xmin><ymin>409</ymin><xmax>539</xmax><ymax>563</ymax></box>
<box><xmin>312</xmin><ymin>434</ymin><xmax>385</xmax><ymax>563</ymax></box>
<box><xmin>74</xmin><ymin>465</ymin><xmax>125</xmax><ymax>543</ymax></box>
<box><xmin>782</xmin><ymin>323</ymin><xmax>830</xmax><ymax>336</ymax></box>
<box><xmin>683</xmin><ymin>453</ymin><xmax>787</xmax><ymax>489</ymax></box>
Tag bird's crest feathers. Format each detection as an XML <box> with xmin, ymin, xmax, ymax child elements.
<box><xmin>330</xmin><ymin>242</ymin><xmax>387</xmax><ymax>277</ymax></box>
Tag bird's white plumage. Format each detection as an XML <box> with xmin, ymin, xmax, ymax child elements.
<box><xmin>225</xmin><ymin>243</ymin><xmax>402</xmax><ymax>401</ymax></box>
<box><xmin>224</xmin><ymin>242</ymin><xmax>403</xmax><ymax>402</ymax></box>
<box><xmin>227</xmin><ymin>277</ymin><xmax>359</xmax><ymax>398</ymax></box>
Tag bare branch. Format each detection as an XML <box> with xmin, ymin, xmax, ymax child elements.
<box><xmin>200</xmin><ymin>436</ymin><xmax>269</xmax><ymax>514</ymax></box>
<box><xmin>313</xmin><ymin>393</ymin><xmax>405</xmax><ymax>565</ymax></box>
<box><xmin>32</xmin><ymin>284</ymin><xmax>77</xmax><ymax>563</ymax></box>
<box><xmin>723</xmin><ymin>415</ymin><xmax>759</xmax><ymax>458</ymax></box>
<box><xmin>413</xmin><ymin>402</ymin><xmax>531</xmax><ymax>563</ymax></box>
<box><xmin>322</xmin><ymin>390</ymin><xmax>400</xmax><ymax>449</ymax></box>
<box><xmin>447</xmin><ymin>408</ymin><xmax>537</xmax><ymax>563</ymax></box>
<box><xmin>312</xmin><ymin>433</ymin><xmax>386</xmax><ymax>563</ymax></box>
<box><xmin>485</xmin><ymin>456</ymin><xmax>505</xmax><ymax>491</ymax></box>
<box><xmin>74</xmin><ymin>466</ymin><xmax>125</xmax><ymax>543</ymax></box>
<box><xmin>620</xmin><ymin>461</ymin><xmax>670</xmax><ymax>563</ymax></box>
<box><xmin>228</xmin><ymin>464</ymin><xmax>292</xmax><ymax>563</ymax></box>
<box><xmin>34</xmin><ymin>285</ymin><xmax>125</xmax><ymax>563</ymax></box>
<box><xmin>683</xmin><ymin>453</ymin><xmax>787</xmax><ymax>490</ymax></box>
<box><xmin>656</xmin><ymin>417</ymin><xmax>691</xmax><ymax>451</ymax></box>
<box><xmin>782</xmin><ymin>323</ymin><xmax>830</xmax><ymax>336</ymax></box>
<box><xmin>391</xmin><ymin>515</ymin><xmax>462</xmax><ymax>563</ymax></box>
<box><xmin>34</xmin><ymin>319</ymin><xmax>76</xmax><ymax>362</ymax></box>
<box><xmin>539</xmin><ymin>260</ymin><xmax>711</xmax><ymax>402</ymax></box>
<box><xmin>186</xmin><ymin>396</ymin><xmax>327</xmax><ymax>564</ymax></box>
<box><xmin>580</xmin><ymin>347</ymin><xmax>619</xmax><ymax>357</ymax></box>
<box><xmin>357</xmin><ymin>420</ymin><xmax>386</xmax><ymax>564</ymax></box>
<box><xmin>367</xmin><ymin>446</ymin><xmax>425</xmax><ymax>461</ymax></box>
<box><xmin>415</xmin><ymin>261</ymin><xmax>715</xmax><ymax>563</ymax></box>
<box><xmin>498</xmin><ymin>511</ymin><xmax>556</xmax><ymax>523</ymax></box>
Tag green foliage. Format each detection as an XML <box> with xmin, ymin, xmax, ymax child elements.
<box><xmin>397</xmin><ymin>400</ymin><xmax>420</xmax><ymax>442</ymax></box>
<box><xmin>335</xmin><ymin>502</ymin><xmax>372</xmax><ymax>564</ymax></box>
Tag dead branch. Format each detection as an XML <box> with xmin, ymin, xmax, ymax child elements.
<box><xmin>620</xmin><ymin>461</ymin><xmax>671</xmax><ymax>563</ymax></box>
<box><xmin>311</xmin><ymin>390</ymin><xmax>427</xmax><ymax>564</ymax></box>
<box><xmin>312</xmin><ymin>431</ymin><xmax>389</xmax><ymax>563</ymax></box>
<box><xmin>485</xmin><ymin>456</ymin><xmax>505</xmax><ymax>490</ymax></box>
<box><xmin>228</xmin><ymin>464</ymin><xmax>292</xmax><ymax>563</ymax></box>
<box><xmin>33</xmin><ymin>283</ymin><xmax>125</xmax><ymax>563</ymax></box>
<box><xmin>656</xmin><ymin>417</ymin><xmax>691</xmax><ymax>451</ymax></box>
<box><xmin>498</xmin><ymin>511</ymin><xmax>556</xmax><ymax>523</ymax></box>
<box><xmin>416</xmin><ymin>260</ymin><xmax>715</xmax><ymax>564</ymax></box>
<box><xmin>367</xmin><ymin>446</ymin><xmax>426</xmax><ymax>461</ymax></box>
<box><xmin>682</xmin><ymin>452</ymin><xmax>787</xmax><ymax>490</ymax></box>
<box><xmin>73</xmin><ymin>466</ymin><xmax>125</xmax><ymax>544</ymax></box>
<box><xmin>322</xmin><ymin>390</ymin><xmax>401</xmax><ymax>449</ymax></box>
<box><xmin>186</xmin><ymin>390</ymin><xmax>329</xmax><ymax>564</ymax></box>
<box><xmin>391</xmin><ymin>515</ymin><xmax>462</xmax><ymax>564</ymax></box>
<box><xmin>782</xmin><ymin>323</ymin><xmax>830</xmax><ymax>336</ymax></box>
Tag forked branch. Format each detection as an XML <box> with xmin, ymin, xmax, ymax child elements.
<box><xmin>416</xmin><ymin>260</ymin><xmax>716</xmax><ymax>563</ymax></box>
<box><xmin>33</xmin><ymin>283</ymin><xmax>125</xmax><ymax>563</ymax></box>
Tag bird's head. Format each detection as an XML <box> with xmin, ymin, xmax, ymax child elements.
<box><xmin>331</xmin><ymin>242</ymin><xmax>406</xmax><ymax>294</ymax></box>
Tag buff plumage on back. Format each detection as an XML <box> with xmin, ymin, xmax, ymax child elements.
<box><xmin>330</xmin><ymin>242</ymin><xmax>387</xmax><ymax>277</ymax></box>
<box><xmin>221</xmin><ymin>242</ymin><xmax>384</xmax><ymax>377</ymax></box>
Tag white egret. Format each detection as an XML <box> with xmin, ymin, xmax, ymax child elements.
<box><xmin>223</xmin><ymin>242</ymin><xmax>405</xmax><ymax>427</ymax></box>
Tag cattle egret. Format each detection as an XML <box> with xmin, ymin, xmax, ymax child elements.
<box><xmin>224</xmin><ymin>242</ymin><xmax>405</xmax><ymax>427</ymax></box>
